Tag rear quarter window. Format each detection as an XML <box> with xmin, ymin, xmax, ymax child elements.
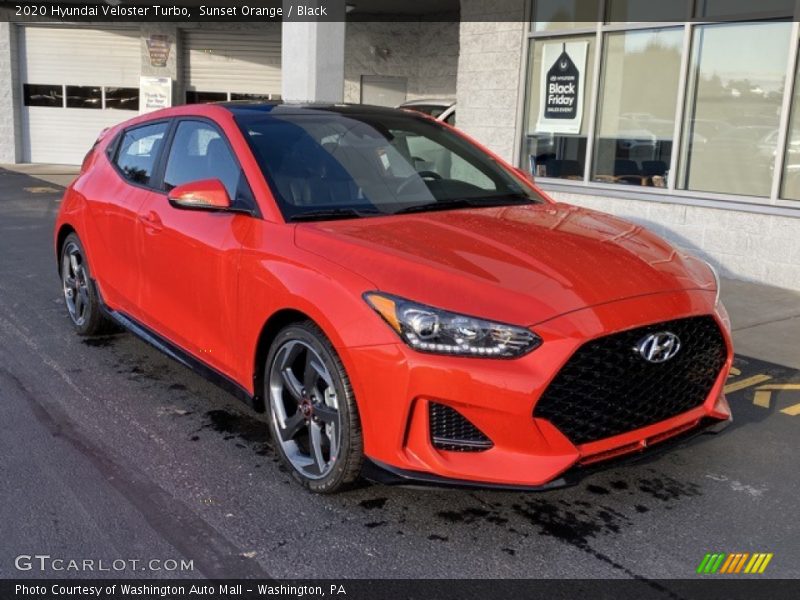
<box><xmin>114</xmin><ymin>122</ymin><xmax>169</xmax><ymax>186</ymax></box>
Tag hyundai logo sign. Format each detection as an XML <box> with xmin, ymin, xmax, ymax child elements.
<box><xmin>636</xmin><ymin>332</ymin><xmax>681</xmax><ymax>363</ymax></box>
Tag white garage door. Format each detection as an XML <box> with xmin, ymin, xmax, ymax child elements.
<box><xmin>182</xmin><ymin>29</ymin><xmax>281</xmax><ymax>104</ymax></box>
<box><xmin>19</xmin><ymin>26</ymin><xmax>141</xmax><ymax>164</ymax></box>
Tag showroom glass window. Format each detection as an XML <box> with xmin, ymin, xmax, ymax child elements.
<box><xmin>677</xmin><ymin>21</ymin><xmax>792</xmax><ymax>197</ymax></box>
<box><xmin>592</xmin><ymin>27</ymin><xmax>683</xmax><ymax>187</ymax></box>
<box><xmin>524</xmin><ymin>1</ymin><xmax>800</xmax><ymax>206</ymax></box>
<box><xmin>605</xmin><ymin>0</ymin><xmax>689</xmax><ymax>22</ymax></box>
<box><xmin>781</xmin><ymin>42</ymin><xmax>800</xmax><ymax>201</ymax></box>
<box><xmin>531</xmin><ymin>0</ymin><xmax>599</xmax><ymax>32</ymax></box>
<box><xmin>693</xmin><ymin>0</ymin><xmax>795</xmax><ymax>19</ymax></box>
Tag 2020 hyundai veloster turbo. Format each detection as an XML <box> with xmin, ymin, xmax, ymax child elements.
<box><xmin>55</xmin><ymin>103</ymin><xmax>733</xmax><ymax>493</ymax></box>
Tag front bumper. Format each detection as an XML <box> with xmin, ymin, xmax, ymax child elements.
<box><xmin>344</xmin><ymin>289</ymin><xmax>734</xmax><ymax>489</ymax></box>
<box><xmin>361</xmin><ymin>416</ymin><xmax>731</xmax><ymax>491</ymax></box>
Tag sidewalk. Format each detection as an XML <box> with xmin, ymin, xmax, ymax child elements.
<box><xmin>1</xmin><ymin>163</ymin><xmax>80</xmax><ymax>188</ymax></box>
<box><xmin>723</xmin><ymin>279</ymin><xmax>800</xmax><ymax>369</ymax></box>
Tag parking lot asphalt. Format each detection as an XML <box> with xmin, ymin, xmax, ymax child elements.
<box><xmin>0</xmin><ymin>165</ymin><xmax>798</xmax><ymax>580</ymax></box>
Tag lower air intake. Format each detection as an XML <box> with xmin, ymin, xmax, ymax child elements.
<box><xmin>429</xmin><ymin>402</ymin><xmax>493</xmax><ymax>452</ymax></box>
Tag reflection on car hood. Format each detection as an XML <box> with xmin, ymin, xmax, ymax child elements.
<box><xmin>294</xmin><ymin>202</ymin><xmax>716</xmax><ymax>325</ymax></box>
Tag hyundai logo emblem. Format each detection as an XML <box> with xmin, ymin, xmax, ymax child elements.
<box><xmin>635</xmin><ymin>332</ymin><xmax>681</xmax><ymax>363</ymax></box>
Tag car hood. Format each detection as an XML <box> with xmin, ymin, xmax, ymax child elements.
<box><xmin>294</xmin><ymin>203</ymin><xmax>715</xmax><ymax>326</ymax></box>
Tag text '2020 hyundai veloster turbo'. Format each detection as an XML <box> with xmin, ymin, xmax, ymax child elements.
<box><xmin>55</xmin><ymin>103</ymin><xmax>733</xmax><ymax>493</ymax></box>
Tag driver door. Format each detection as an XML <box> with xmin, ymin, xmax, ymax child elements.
<box><xmin>135</xmin><ymin>119</ymin><xmax>256</xmax><ymax>378</ymax></box>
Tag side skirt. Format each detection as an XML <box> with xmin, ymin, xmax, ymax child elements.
<box><xmin>103</xmin><ymin>307</ymin><xmax>264</xmax><ymax>413</ymax></box>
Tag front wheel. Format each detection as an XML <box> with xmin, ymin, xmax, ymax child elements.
<box><xmin>265</xmin><ymin>321</ymin><xmax>363</xmax><ymax>493</ymax></box>
<box><xmin>60</xmin><ymin>233</ymin><xmax>113</xmax><ymax>336</ymax></box>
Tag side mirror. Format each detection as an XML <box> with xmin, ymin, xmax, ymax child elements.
<box><xmin>168</xmin><ymin>179</ymin><xmax>231</xmax><ymax>211</ymax></box>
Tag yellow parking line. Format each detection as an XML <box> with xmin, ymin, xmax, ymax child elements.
<box><xmin>781</xmin><ymin>403</ymin><xmax>800</xmax><ymax>416</ymax></box>
<box><xmin>753</xmin><ymin>384</ymin><xmax>800</xmax><ymax>390</ymax></box>
<box><xmin>728</xmin><ymin>367</ymin><xmax>742</xmax><ymax>377</ymax></box>
<box><xmin>724</xmin><ymin>375</ymin><xmax>772</xmax><ymax>394</ymax></box>
<box><xmin>753</xmin><ymin>390</ymin><xmax>772</xmax><ymax>408</ymax></box>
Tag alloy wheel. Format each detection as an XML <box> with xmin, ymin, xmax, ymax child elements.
<box><xmin>268</xmin><ymin>339</ymin><xmax>342</xmax><ymax>480</ymax></box>
<box><xmin>62</xmin><ymin>241</ymin><xmax>90</xmax><ymax>327</ymax></box>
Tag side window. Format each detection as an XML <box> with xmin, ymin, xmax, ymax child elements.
<box><xmin>114</xmin><ymin>122</ymin><xmax>169</xmax><ymax>186</ymax></box>
<box><xmin>164</xmin><ymin>121</ymin><xmax>242</xmax><ymax>200</ymax></box>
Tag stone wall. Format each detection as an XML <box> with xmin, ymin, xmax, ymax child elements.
<box><xmin>456</xmin><ymin>0</ymin><xmax>527</xmax><ymax>161</ymax></box>
<box><xmin>344</xmin><ymin>21</ymin><xmax>459</xmax><ymax>104</ymax></box>
<box><xmin>546</xmin><ymin>189</ymin><xmax>800</xmax><ymax>291</ymax></box>
<box><xmin>0</xmin><ymin>23</ymin><xmax>20</xmax><ymax>163</ymax></box>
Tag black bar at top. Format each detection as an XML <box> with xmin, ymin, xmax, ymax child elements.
<box><xmin>2</xmin><ymin>0</ymin><xmax>799</xmax><ymax>23</ymax></box>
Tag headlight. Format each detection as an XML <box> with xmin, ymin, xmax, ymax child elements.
<box><xmin>703</xmin><ymin>260</ymin><xmax>721</xmax><ymax>307</ymax></box>
<box><xmin>364</xmin><ymin>292</ymin><xmax>541</xmax><ymax>358</ymax></box>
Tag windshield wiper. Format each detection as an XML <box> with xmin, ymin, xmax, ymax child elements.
<box><xmin>394</xmin><ymin>196</ymin><xmax>532</xmax><ymax>215</ymax></box>
<box><xmin>394</xmin><ymin>199</ymin><xmax>474</xmax><ymax>215</ymax></box>
<box><xmin>288</xmin><ymin>208</ymin><xmax>379</xmax><ymax>222</ymax></box>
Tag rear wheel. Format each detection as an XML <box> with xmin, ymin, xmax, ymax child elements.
<box><xmin>60</xmin><ymin>233</ymin><xmax>113</xmax><ymax>336</ymax></box>
<box><xmin>265</xmin><ymin>321</ymin><xmax>363</xmax><ymax>493</ymax></box>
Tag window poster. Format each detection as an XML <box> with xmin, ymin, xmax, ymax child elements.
<box><xmin>536</xmin><ymin>41</ymin><xmax>588</xmax><ymax>135</ymax></box>
<box><xmin>139</xmin><ymin>76</ymin><xmax>172</xmax><ymax>114</ymax></box>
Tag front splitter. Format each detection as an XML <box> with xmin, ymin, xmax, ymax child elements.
<box><xmin>361</xmin><ymin>416</ymin><xmax>731</xmax><ymax>492</ymax></box>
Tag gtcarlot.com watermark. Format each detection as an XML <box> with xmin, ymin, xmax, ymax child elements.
<box><xmin>14</xmin><ymin>554</ymin><xmax>194</xmax><ymax>573</ymax></box>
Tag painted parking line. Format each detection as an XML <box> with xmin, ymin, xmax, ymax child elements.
<box><xmin>726</xmin><ymin>356</ymin><xmax>800</xmax><ymax>418</ymax></box>
<box><xmin>750</xmin><ymin>384</ymin><xmax>800</xmax><ymax>412</ymax></box>
<box><xmin>23</xmin><ymin>186</ymin><xmax>61</xmax><ymax>194</ymax></box>
<box><xmin>724</xmin><ymin>374</ymin><xmax>772</xmax><ymax>394</ymax></box>
<box><xmin>779</xmin><ymin>401</ymin><xmax>800</xmax><ymax>416</ymax></box>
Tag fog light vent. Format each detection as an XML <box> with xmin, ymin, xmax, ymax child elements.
<box><xmin>429</xmin><ymin>402</ymin><xmax>493</xmax><ymax>452</ymax></box>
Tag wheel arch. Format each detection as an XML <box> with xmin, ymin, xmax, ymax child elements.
<box><xmin>252</xmin><ymin>308</ymin><xmax>316</xmax><ymax>413</ymax></box>
<box><xmin>55</xmin><ymin>223</ymin><xmax>77</xmax><ymax>275</ymax></box>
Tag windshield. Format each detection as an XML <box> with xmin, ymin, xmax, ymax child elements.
<box><xmin>235</xmin><ymin>110</ymin><xmax>544</xmax><ymax>221</ymax></box>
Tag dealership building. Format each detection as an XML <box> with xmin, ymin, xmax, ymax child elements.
<box><xmin>1</xmin><ymin>0</ymin><xmax>799</xmax><ymax>291</ymax></box>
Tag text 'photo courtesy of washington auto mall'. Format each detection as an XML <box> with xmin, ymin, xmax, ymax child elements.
<box><xmin>0</xmin><ymin>1</ymin><xmax>798</xmax><ymax>599</ymax></box>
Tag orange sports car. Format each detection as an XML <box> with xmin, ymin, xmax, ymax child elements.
<box><xmin>55</xmin><ymin>103</ymin><xmax>733</xmax><ymax>493</ymax></box>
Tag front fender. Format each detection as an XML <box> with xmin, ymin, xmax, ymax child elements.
<box><xmin>235</xmin><ymin>220</ymin><xmax>399</xmax><ymax>394</ymax></box>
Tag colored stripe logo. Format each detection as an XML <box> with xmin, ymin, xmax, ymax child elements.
<box><xmin>696</xmin><ymin>553</ymin><xmax>773</xmax><ymax>574</ymax></box>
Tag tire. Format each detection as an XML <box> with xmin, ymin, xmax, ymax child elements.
<box><xmin>265</xmin><ymin>321</ymin><xmax>363</xmax><ymax>493</ymax></box>
<box><xmin>60</xmin><ymin>233</ymin><xmax>114</xmax><ymax>336</ymax></box>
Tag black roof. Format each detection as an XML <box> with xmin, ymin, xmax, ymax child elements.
<box><xmin>220</xmin><ymin>101</ymin><xmax>418</xmax><ymax>119</ymax></box>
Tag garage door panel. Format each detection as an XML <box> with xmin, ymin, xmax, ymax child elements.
<box><xmin>22</xmin><ymin>108</ymin><xmax>131</xmax><ymax>164</ymax></box>
<box><xmin>20</xmin><ymin>27</ymin><xmax>140</xmax><ymax>87</ymax></box>
<box><xmin>183</xmin><ymin>29</ymin><xmax>281</xmax><ymax>95</ymax></box>
<box><xmin>19</xmin><ymin>26</ymin><xmax>140</xmax><ymax>163</ymax></box>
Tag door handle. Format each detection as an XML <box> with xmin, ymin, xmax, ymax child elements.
<box><xmin>138</xmin><ymin>210</ymin><xmax>163</xmax><ymax>232</ymax></box>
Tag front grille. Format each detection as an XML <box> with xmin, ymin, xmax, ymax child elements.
<box><xmin>429</xmin><ymin>402</ymin><xmax>493</xmax><ymax>452</ymax></box>
<box><xmin>533</xmin><ymin>316</ymin><xmax>727</xmax><ymax>445</ymax></box>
